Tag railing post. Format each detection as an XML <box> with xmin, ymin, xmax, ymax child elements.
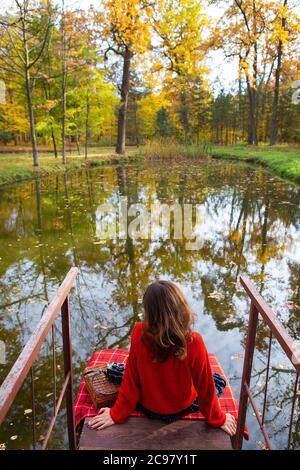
<box><xmin>61</xmin><ymin>296</ymin><xmax>76</xmax><ymax>450</ymax></box>
<box><xmin>233</xmin><ymin>301</ymin><xmax>259</xmax><ymax>450</ymax></box>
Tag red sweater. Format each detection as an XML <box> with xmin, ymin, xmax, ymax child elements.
<box><xmin>110</xmin><ymin>323</ymin><xmax>226</xmax><ymax>428</ymax></box>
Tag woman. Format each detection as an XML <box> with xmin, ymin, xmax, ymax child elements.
<box><xmin>88</xmin><ymin>280</ymin><xmax>237</xmax><ymax>436</ymax></box>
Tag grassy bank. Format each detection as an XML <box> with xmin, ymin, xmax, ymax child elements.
<box><xmin>0</xmin><ymin>147</ymin><xmax>142</xmax><ymax>186</ymax></box>
<box><xmin>1</xmin><ymin>143</ymin><xmax>300</xmax><ymax>187</ymax></box>
<box><xmin>210</xmin><ymin>145</ymin><xmax>300</xmax><ymax>186</ymax></box>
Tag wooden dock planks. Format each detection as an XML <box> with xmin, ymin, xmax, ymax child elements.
<box><xmin>78</xmin><ymin>417</ymin><xmax>232</xmax><ymax>450</ymax></box>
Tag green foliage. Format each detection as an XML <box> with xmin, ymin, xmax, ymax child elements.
<box><xmin>155</xmin><ymin>107</ymin><xmax>175</xmax><ymax>138</ymax></box>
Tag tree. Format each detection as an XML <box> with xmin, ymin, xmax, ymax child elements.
<box><xmin>0</xmin><ymin>0</ymin><xmax>53</xmax><ymax>165</ymax></box>
<box><xmin>222</xmin><ymin>0</ymin><xmax>269</xmax><ymax>145</ymax></box>
<box><xmin>155</xmin><ymin>107</ymin><xmax>175</xmax><ymax>137</ymax></box>
<box><xmin>95</xmin><ymin>0</ymin><xmax>151</xmax><ymax>155</ymax></box>
<box><xmin>269</xmin><ymin>0</ymin><xmax>299</xmax><ymax>145</ymax></box>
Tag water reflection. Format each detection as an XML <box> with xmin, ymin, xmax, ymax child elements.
<box><xmin>0</xmin><ymin>158</ymin><xmax>299</xmax><ymax>449</ymax></box>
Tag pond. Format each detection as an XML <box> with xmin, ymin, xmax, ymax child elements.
<box><xmin>0</xmin><ymin>157</ymin><xmax>299</xmax><ymax>450</ymax></box>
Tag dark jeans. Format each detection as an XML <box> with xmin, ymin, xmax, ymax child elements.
<box><xmin>136</xmin><ymin>372</ymin><xmax>226</xmax><ymax>424</ymax></box>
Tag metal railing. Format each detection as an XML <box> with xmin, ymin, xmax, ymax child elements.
<box><xmin>233</xmin><ymin>276</ymin><xmax>300</xmax><ymax>450</ymax></box>
<box><xmin>0</xmin><ymin>267</ymin><xmax>78</xmax><ymax>450</ymax></box>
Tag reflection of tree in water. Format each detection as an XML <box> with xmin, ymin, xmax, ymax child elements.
<box><xmin>0</xmin><ymin>159</ymin><xmax>299</xmax><ymax>448</ymax></box>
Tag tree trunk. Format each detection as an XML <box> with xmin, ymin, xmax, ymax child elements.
<box><xmin>180</xmin><ymin>92</ymin><xmax>189</xmax><ymax>143</ymax></box>
<box><xmin>85</xmin><ymin>92</ymin><xmax>90</xmax><ymax>160</ymax></box>
<box><xmin>134</xmin><ymin>94</ymin><xmax>139</xmax><ymax>147</ymax></box>
<box><xmin>116</xmin><ymin>47</ymin><xmax>133</xmax><ymax>155</ymax></box>
<box><xmin>25</xmin><ymin>68</ymin><xmax>39</xmax><ymax>166</ymax></box>
<box><xmin>61</xmin><ymin>0</ymin><xmax>67</xmax><ymax>164</ymax></box>
<box><xmin>51</xmin><ymin>128</ymin><xmax>58</xmax><ymax>158</ymax></box>
<box><xmin>76</xmin><ymin>130</ymin><xmax>80</xmax><ymax>155</ymax></box>
<box><xmin>270</xmin><ymin>0</ymin><xmax>288</xmax><ymax>146</ymax></box>
<box><xmin>22</xmin><ymin>9</ymin><xmax>39</xmax><ymax>167</ymax></box>
<box><xmin>247</xmin><ymin>34</ymin><xmax>258</xmax><ymax>145</ymax></box>
<box><xmin>247</xmin><ymin>84</ymin><xmax>258</xmax><ymax>145</ymax></box>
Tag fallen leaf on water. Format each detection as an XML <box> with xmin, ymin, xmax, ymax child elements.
<box><xmin>94</xmin><ymin>323</ymin><xmax>108</xmax><ymax>329</ymax></box>
<box><xmin>208</xmin><ymin>291</ymin><xmax>223</xmax><ymax>301</ymax></box>
<box><xmin>38</xmin><ymin>435</ymin><xmax>45</xmax><ymax>442</ymax></box>
<box><xmin>10</xmin><ymin>435</ymin><xmax>18</xmax><ymax>441</ymax></box>
<box><xmin>0</xmin><ymin>443</ymin><xmax>6</xmax><ymax>450</ymax></box>
<box><xmin>231</xmin><ymin>354</ymin><xmax>243</xmax><ymax>360</ymax></box>
<box><xmin>24</xmin><ymin>409</ymin><xmax>32</xmax><ymax>415</ymax></box>
<box><xmin>256</xmin><ymin>440</ymin><xmax>267</xmax><ymax>450</ymax></box>
<box><xmin>222</xmin><ymin>319</ymin><xmax>233</xmax><ymax>325</ymax></box>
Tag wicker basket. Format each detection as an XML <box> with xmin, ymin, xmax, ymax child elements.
<box><xmin>83</xmin><ymin>365</ymin><xmax>120</xmax><ymax>409</ymax></box>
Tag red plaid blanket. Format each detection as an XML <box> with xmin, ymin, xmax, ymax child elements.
<box><xmin>75</xmin><ymin>349</ymin><xmax>249</xmax><ymax>440</ymax></box>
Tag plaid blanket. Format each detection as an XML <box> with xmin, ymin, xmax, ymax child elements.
<box><xmin>74</xmin><ymin>349</ymin><xmax>249</xmax><ymax>440</ymax></box>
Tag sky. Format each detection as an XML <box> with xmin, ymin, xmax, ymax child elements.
<box><xmin>1</xmin><ymin>0</ymin><xmax>240</xmax><ymax>90</ymax></box>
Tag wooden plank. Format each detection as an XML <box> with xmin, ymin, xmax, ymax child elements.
<box><xmin>0</xmin><ymin>267</ymin><xmax>78</xmax><ymax>426</ymax></box>
<box><xmin>78</xmin><ymin>417</ymin><xmax>232</xmax><ymax>450</ymax></box>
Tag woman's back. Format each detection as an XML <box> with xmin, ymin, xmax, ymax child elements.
<box><xmin>110</xmin><ymin>322</ymin><xmax>226</xmax><ymax>428</ymax></box>
<box><xmin>132</xmin><ymin>322</ymin><xmax>197</xmax><ymax>414</ymax></box>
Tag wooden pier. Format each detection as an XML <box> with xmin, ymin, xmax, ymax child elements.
<box><xmin>0</xmin><ymin>267</ymin><xmax>299</xmax><ymax>450</ymax></box>
<box><xmin>78</xmin><ymin>417</ymin><xmax>232</xmax><ymax>450</ymax></box>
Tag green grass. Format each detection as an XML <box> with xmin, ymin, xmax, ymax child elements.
<box><xmin>0</xmin><ymin>146</ymin><xmax>142</xmax><ymax>186</ymax></box>
<box><xmin>210</xmin><ymin>144</ymin><xmax>300</xmax><ymax>186</ymax></box>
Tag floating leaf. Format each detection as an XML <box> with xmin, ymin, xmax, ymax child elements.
<box><xmin>0</xmin><ymin>443</ymin><xmax>6</xmax><ymax>450</ymax></box>
<box><xmin>231</xmin><ymin>354</ymin><xmax>243</xmax><ymax>360</ymax></box>
<box><xmin>256</xmin><ymin>440</ymin><xmax>267</xmax><ymax>450</ymax></box>
<box><xmin>24</xmin><ymin>409</ymin><xmax>32</xmax><ymax>415</ymax></box>
<box><xmin>38</xmin><ymin>435</ymin><xmax>45</xmax><ymax>442</ymax></box>
<box><xmin>10</xmin><ymin>435</ymin><xmax>18</xmax><ymax>441</ymax></box>
<box><xmin>94</xmin><ymin>323</ymin><xmax>108</xmax><ymax>330</ymax></box>
<box><xmin>208</xmin><ymin>291</ymin><xmax>222</xmax><ymax>301</ymax></box>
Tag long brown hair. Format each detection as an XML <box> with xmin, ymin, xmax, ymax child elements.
<box><xmin>141</xmin><ymin>280</ymin><xmax>195</xmax><ymax>363</ymax></box>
